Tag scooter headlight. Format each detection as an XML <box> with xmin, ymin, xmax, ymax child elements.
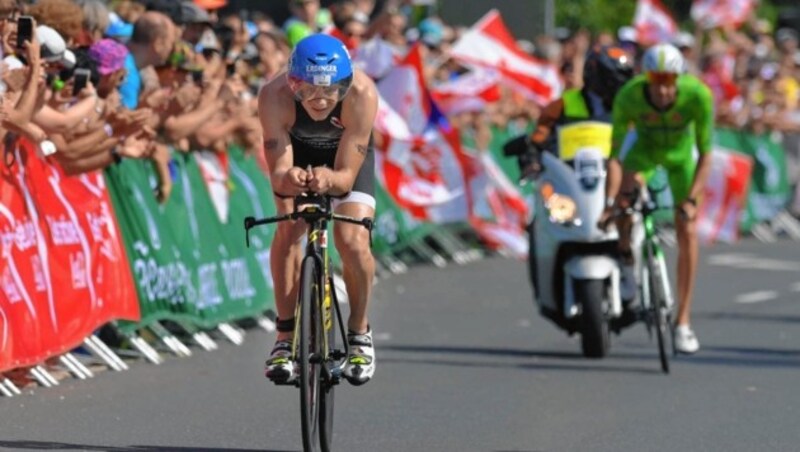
<box><xmin>540</xmin><ymin>182</ymin><xmax>579</xmax><ymax>224</ymax></box>
<box><xmin>547</xmin><ymin>194</ymin><xmax>578</xmax><ymax>223</ymax></box>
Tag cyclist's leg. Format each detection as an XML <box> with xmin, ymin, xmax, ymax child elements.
<box><xmin>265</xmin><ymin>196</ymin><xmax>308</xmax><ymax>380</ymax></box>
<box><xmin>333</xmin><ymin>197</ymin><xmax>375</xmax><ymax>334</ymax></box>
<box><xmin>332</xmin><ymin>148</ymin><xmax>376</xmax><ymax>335</ymax></box>
<box><xmin>667</xmin><ymin>161</ymin><xmax>698</xmax><ymax>328</ymax></box>
<box><xmin>333</xmin><ymin>150</ymin><xmax>377</xmax><ymax>384</ymax></box>
<box><xmin>271</xmin><ymin>197</ymin><xmax>309</xmax><ymax>341</ymax></box>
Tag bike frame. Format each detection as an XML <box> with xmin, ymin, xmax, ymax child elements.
<box><xmin>245</xmin><ymin>193</ymin><xmax>373</xmax><ymax>382</ymax></box>
<box><xmin>294</xmin><ymin>202</ymin><xmax>350</xmax><ymax>381</ymax></box>
<box><xmin>635</xmin><ymin>187</ymin><xmax>675</xmax><ymax>373</ymax></box>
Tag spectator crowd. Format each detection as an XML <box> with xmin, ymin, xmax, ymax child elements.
<box><xmin>0</xmin><ymin>0</ymin><xmax>798</xmax><ymax>214</ymax></box>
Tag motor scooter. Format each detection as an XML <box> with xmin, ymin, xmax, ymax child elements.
<box><xmin>509</xmin><ymin>121</ymin><xmax>642</xmax><ymax>358</ymax></box>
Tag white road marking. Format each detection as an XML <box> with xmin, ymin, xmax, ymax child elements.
<box><xmin>708</xmin><ymin>253</ymin><xmax>800</xmax><ymax>271</ymax></box>
<box><xmin>735</xmin><ymin>291</ymin><xmax>778</xmax><ymax>304</ymax></box>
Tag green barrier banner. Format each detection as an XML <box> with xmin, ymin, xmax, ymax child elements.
<box><xmin>105</xmin><ymin>149</ymin><xmax>274</xmax><ymax>333</ymax></box>
<box><xmin>373</xmin><ymin>181</ymin><xmax>437</xmax><ymax>255</ymax></box>
<box><xmin>225</xmin><ymin>146</ymin><xmax>277</xmax><ymax>313</ymax></box>
<box><xmin>714</xmin><ymin>128</ymin><xmax>791</xmax><ymax>231</ymax></box>
<box><xmin>105</xmin><ymin>157</ymin><xmax>195</xmax><ymax>333</ymax></box>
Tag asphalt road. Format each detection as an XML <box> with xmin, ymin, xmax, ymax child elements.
<box><xmin>1</xmin><ymin>238</ymin><xmax>799</xmax><ymax>452</ymax></box>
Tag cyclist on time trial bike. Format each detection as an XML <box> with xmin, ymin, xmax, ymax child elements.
<box><xmin>599</xmin><ymin>43</ymin><xmax>715</xmax><ymax>354</ymax></box>
<box><xmin>257</xmin><ymin>34</ymin><xmax>379</xmax><ymax>385</ymax></box>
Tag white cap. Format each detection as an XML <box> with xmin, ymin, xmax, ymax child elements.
<box><xmin>37</xmin><ymin>25</ymin><xmax>75</xmax><ymax>69</ymax></box>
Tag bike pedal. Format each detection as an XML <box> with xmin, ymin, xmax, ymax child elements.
<box><xmin>329</xmin><ymin>366</ymin><xmax>343</xmax><ymax>385</ymax></box>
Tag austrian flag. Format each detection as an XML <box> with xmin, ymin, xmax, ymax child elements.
<box><xmin>448</xmin><ymin>9</ymin><xmax>562</xmax><ymax>105</ymax></box>
<box><xmin>633</xmin><ymin>0</ymin><xmax>678</xmax><ymax>46</ymax></box>
<box><xmin>691</xmin><ymin>0</ymin><xmax>756</xmax><ymax>30</ymax></box>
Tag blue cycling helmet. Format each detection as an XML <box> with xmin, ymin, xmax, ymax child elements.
<box><xmin>288</xmin><ymin>34</ymin><xmax>354</xmax><ymax>101</ymax></box>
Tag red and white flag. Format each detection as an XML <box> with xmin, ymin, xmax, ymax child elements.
<box><xmin>691</xmin><ymin>0</ymin><xmax>756</xmax><ymax>30</ymax></box>
<box><xmin>353</xmin><ymin>37</ymin><xmax>402</xmax><ymax>80</ymax></box>
<box><xmin>697</xmin><ymin>149</ymin><xmax>752</xmax><ymax>244</ymax></box>
<box><xmin>431</xmin><ymin>69</ymin><xmax>502</xmax><ymax>116</ymax></box>
<box><xmin>375</xmin><ymin>44</ymin><xmax>469</xmax><ymax>222</ymax></box>
<box><xmin>462</xmin><ymin>150</ymin><xmax>529</xmax><ymax>258</ymax></box>
<box><xmin>633</xmin><ymin>0</ymin><xmax>678</xmax><ymax>46</ymax></box>
<box><xmin>448</xmin><ymin>9</ymin><xmax>562</xmax><ymax>105</ymax></box>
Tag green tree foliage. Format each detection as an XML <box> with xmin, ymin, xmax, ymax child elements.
<box><xmin>556</xmin><ymin>0</ymin><xmax>778</xmax><ymax>35</ymax></box>
<box><xmin>556</xmin><ymin>0</ymin><xmax>638</xmax><ymax>34</ymax></box>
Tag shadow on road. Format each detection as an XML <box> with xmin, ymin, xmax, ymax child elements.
<box><xmin>380</xmin><ymin>344</ymin><xmax>662</xmax><ymax>375</ymax></box>
<box><xmin>0</xmin><ymin>441</ymin><xmax>295</xmax><ymax>452</ymax></box>
<box><xmin>681</xmin><ymin>345</ymin><xmax>800</xmax><ymax>369</ymax></box>
<box><xmin>695</xmin><ymin>311</ymin><xmax>800</xmax><ymax>325</ymax></box>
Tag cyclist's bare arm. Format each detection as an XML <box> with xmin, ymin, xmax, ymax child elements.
<box><xmin>258</xmin><ymin>75</ymin><xmax>306</xmax><ymax>196</ymax></box>
<box><xmin>325</xmin><ymin>70</ymin><xmax>378</xmax><ymax>196</ymax></box>
<box><xmin>605</xmin><ymin>90</ymin><xmax>636</xmax><ymax>202</ymax></box>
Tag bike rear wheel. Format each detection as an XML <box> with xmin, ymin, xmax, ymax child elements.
<box><xmin>299</xmin><ymin>257</ymin><xmax>322</xmax><ymax>451</ymax></box>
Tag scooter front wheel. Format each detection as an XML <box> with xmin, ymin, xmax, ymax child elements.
<box><xmin>575</xmin><ymin>279</ymin><xmax>610</xmax><ymax>358</ymax></box>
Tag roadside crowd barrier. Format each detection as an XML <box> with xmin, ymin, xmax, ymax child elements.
<box><xmin>1</xmin><ymin>123</ymin><xmax>798</xmax><ymax>396</ymax></box>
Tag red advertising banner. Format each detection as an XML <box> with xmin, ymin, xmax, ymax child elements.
<box><xmin>0</xmin><ymin>139</ymin><xmax>140</xmax><ymax>372</ymax></box>
<box><xmin>0</xmin><ymin>150</ymin><xmax>47</xmax><ymax>371</ymax></box>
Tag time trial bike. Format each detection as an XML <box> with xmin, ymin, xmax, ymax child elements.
<box><xmin>244</xmin><ymin>193</ymin><xmax>373</xmax><ymax>451</ymax></box>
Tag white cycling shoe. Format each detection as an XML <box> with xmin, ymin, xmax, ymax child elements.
<box><xmin>342</xmin><ymin>328</ymin><xmax>375</xmax><ymax>386</ymax></box>
<box><xmin>674</xmin><ymin>325</ymin><xmax>700</xmax><ymax>354</ymax></box>
<box><xmin>265</xmin><ymin>340</ymin><xmax>297</xmax><ymax>383</ymax></box>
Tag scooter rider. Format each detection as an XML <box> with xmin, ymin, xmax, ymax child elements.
<box><xmin>503</xmin><ymin>45</ymin><xmax>636</xmax><ymax>320</ymax></box>
<box><xmin>504</xmin><ymin>45</ymin><xmax>634</xmax><ymax>175</ymax></box>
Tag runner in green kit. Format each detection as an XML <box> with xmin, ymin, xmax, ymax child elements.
<box><xmin>599</xmin><ymin>43</ymin><xmax>715</xmax><ymax>354</ymax></box>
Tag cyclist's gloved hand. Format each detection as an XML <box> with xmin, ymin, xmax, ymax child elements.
<box><xmin>307</xmin><ymin>166</ymin><xmax>335</xmax><ymax>194</ymax></box>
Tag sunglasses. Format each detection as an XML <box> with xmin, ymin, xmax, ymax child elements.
<box><xmin>288</xmin><ymin>77</ymin><xmax>343</xmax><ymax>102</ymax></box>
<box><xmin>646</xmin><ymin>71</ymin><xmax>678</xmax><ymax>85</ymax></box>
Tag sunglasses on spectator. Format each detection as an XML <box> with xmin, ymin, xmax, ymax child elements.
<box><xmin>646</xmin><ymin>71</ymin><xmax>678</xmax><ymax>85</ymax></box>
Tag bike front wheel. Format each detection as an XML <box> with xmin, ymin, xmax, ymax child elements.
<box><xmin>647</xmin><ymin>248</ymin><xmax>670</xmax><ymax>374</ymax></box>
<box><xmin>299</xmin><ymin>256</ymin><xmax>323</xmax><ymax>451</ymax></box>
<box><xmin>319</xmin><ymin>278</ymin><xmax>336</xmax><ymax>451</ymax></box>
